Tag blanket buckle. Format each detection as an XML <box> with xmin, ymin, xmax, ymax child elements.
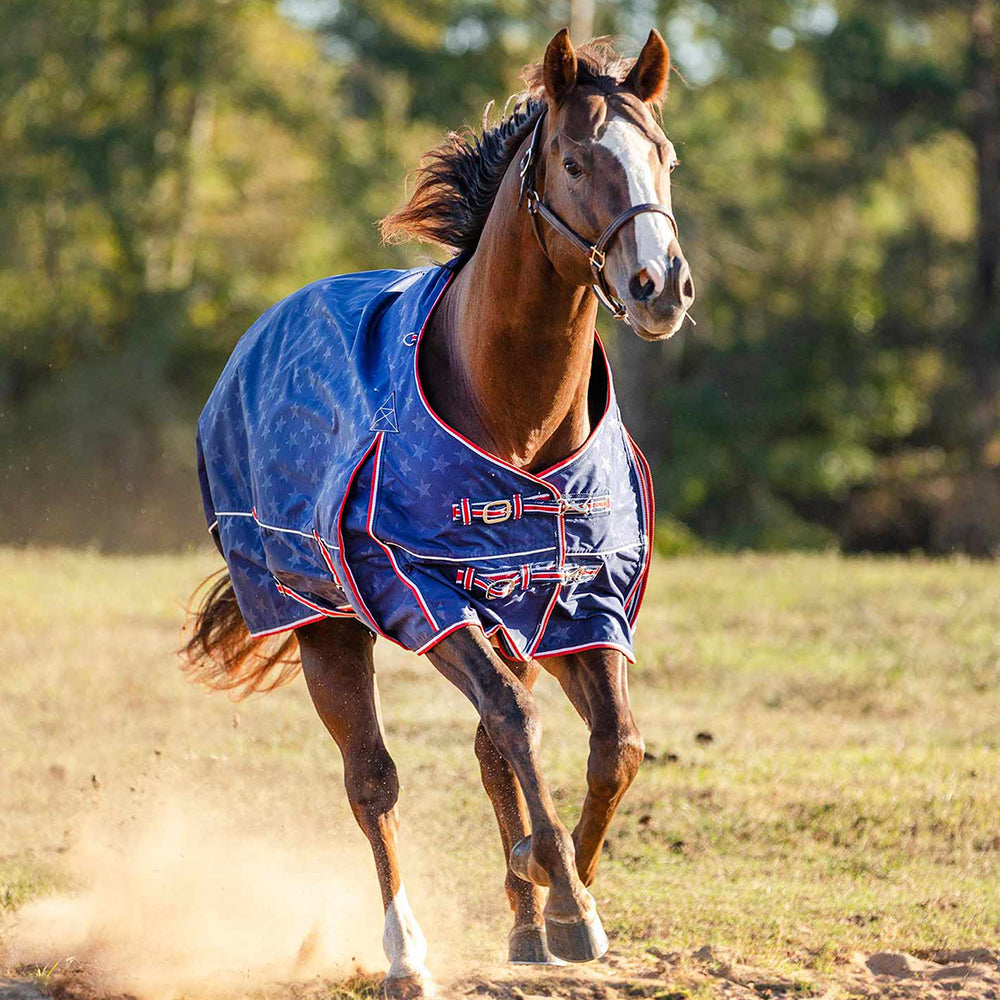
<box><xmin>481</xmin><ymin>499</ymin><xmax>513</xmax><ymax>524</ymax></box>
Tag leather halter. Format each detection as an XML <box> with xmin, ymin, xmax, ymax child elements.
<box><xmin>517</xmin><ymin>106</ymin><xmax>679</xmax><ymax>321</ymax></box>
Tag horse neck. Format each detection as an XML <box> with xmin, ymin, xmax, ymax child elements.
<box><xmin>427</xmin><ymin>148</ymin><xmax>600</xmax><ymax>471</ymax></box>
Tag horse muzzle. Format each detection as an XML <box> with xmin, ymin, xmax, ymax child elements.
<box><xmin>618</xmin><ymin>252</ymin><xmax>695</xmax><ymax>340</ymax></box>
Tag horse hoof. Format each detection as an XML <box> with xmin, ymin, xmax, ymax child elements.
<box><xmin>508</xmin><ymin>924</ymin><xmax>565</xmax><ymax>965</ymax></box>
<box><xmin>544</xmin><ymin>909</ymin><xmax>609</xmax><ymax>964</ymax></box>
<box><xmin>383</xmin><ymin>973</ymin><xmax>435</xmax><ymax>999</ymax></box>
<box><xmin>510</xmin><ymin>835</ymin><xmax>550</xmax><ymax>886</ymax></box>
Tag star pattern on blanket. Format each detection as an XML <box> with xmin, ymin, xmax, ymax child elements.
<box><xmin>198</xmin><ymin>263</ymin><xmax>651</xmax><ymax>657</ymax></box>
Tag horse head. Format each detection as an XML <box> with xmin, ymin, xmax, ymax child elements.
<box><xmin>526</xmin><ymin>28</ymin><xmax>695</xmax><ymax>340</ymax></box>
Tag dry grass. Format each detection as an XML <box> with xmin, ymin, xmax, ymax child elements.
<box><xmin>1</xmin><ymin>548</ymin><xmax>999</xmax><ymax>999</ymax></box>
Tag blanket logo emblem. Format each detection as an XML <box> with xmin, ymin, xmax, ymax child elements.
<box><xmin>369</xmin><ymin>391</ymin><xmax>399</xmax><ymax>433</ymax></box>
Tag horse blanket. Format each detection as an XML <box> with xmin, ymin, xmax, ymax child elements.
<box><xmin>197</xmin><ymin>260</ymin><xmax>654</xmax><ymax>662</ymax></box>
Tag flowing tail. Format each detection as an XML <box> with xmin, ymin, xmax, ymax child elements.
<box><xmin>182</xmin><ymin>570</ymin><xmax>301</xmax><ymax>699</ymax></box>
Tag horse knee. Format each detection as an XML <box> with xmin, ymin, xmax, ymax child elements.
<box><xmin>481</xmin><ymin>684</ymin><xmax>541</xmax><ymax>761</ymax></box>
<box><xmin>587</xmin><ymin>724</ymin><xmax>644</xmax><ymax>802</ymax></box>
<box><xmin>345</xmin><ymin>748</ymin><xmax>400</xmax><ymax>819</ymax></box>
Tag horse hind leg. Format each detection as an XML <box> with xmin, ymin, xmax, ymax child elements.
<box><xmin>298</xmin><ymin>619</ymin><xmax>434</xmax><ymax>998</ymax></box>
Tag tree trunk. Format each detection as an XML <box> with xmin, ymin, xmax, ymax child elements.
<box><xmin>568</xmin><ymin>0</ymin><xmax>594</xmax><ymax>43</ymax></box>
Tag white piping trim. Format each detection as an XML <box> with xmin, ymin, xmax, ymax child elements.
<box><xmin>565</xmin><ymin>541</ymin><xmax>643</xmax><ymax>558</ymax></box>
<box><xmin>213</xmin><ymin>510</ymin><xmax>339</xmax><ymax>548</ymax></box>
<box><xmin>384</xmin><ymin>539</ymin><xmax>558</xmax><ymax>564</ymax></box>
<box><xmin>275</xmin><ymin>579</ymin><xmax>357</xmax><ymax>619</ymax></box>
<box><xmin>248</xmin><ymin>612</ymin><xmax>327</xmax><ymax>638</ymax></box>
<box><xmin>413</xmin><ymin>620</ymin><xmax>472</xmax><ymax>655</ymax></box>
<box><xmin>535</xmin><ymin>640</ymin><xmax>636</xmax><ymax>664</ymax></box>
<box><xmin>254</xmin><ymin>514</ymin><xmax>318</xmax><ymax>540</ymax></box>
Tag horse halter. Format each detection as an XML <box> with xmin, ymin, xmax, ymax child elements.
<box><xmin>517</xmin><ymin>106</ymin><xmax>679</xmax><ymax>321</ymax></box>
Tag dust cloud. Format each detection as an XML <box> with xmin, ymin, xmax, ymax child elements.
<box><xmin>4</xmin><ymin>798</ymin><xmax>386</xmax><ymax>998</ymax></box>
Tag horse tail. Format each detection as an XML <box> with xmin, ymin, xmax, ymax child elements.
<box><xmin>182</xmin><ymin>569</ymin><xmax>301</xmax><ymax>700</ymax></box>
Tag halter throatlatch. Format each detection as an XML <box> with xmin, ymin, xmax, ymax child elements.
<box><xmin>518</xmin><ymin>106</ymin><xmax>679</xmax><ymax>321</ymax></box>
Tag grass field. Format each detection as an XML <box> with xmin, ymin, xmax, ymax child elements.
<box><xmin>1</xmin><ymin>548</ymin><xmax>999</xmax><ymax>1000</ymax></box>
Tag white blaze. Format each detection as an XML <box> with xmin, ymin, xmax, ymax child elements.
<box><xmin>382</xmin><ymin>885</ymin><xmax>431</xmax><ymax>983</ymax></box>
<box><xmin>596</xmin><ymin>118</ymin><xmax>674</xmax><ymax>295</ymax></box>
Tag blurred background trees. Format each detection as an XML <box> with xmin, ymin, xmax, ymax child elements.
<box><xmin>1</xmin><ymin>0</ymin><xmax>997</xmax><ymax>553</ymax></box>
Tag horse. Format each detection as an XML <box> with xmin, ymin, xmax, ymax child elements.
<box><xmin>185</xmin><ymin>28</ymin><xmax>695</xmax><ymax>999</ymax></box>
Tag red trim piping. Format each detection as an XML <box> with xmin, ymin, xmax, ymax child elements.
<box><xmin>623</xmin><ymin>432</ymin><xmax>655</xmax><ymax>625</ymax></box>
<box><xmin>409</xmin><ymin>620</ymin><xmax>529</xmax><ymax>662</ymax></box>
<box><xmin>275</xmin><ymin>580</ymin><xmax>357</xmax><ymax>619</ymax></box>
<box><xmin>367</xmin><ymin>433</ymin><xmax>439</xmax><ymax>631</ymax></box>
<box><xmin>487</xmin><ymin>622</ymin><xmax>530</xmax><ymax>662</ymax></box>
<box><xmin>312</xmin><ymin>530</ymin><xmax>342</xmax><ymax>586</ymax></box>
<box><xmin>413</xmin><ymin>275</ymin><xmax>568</xmax><ymax>494</ymax></box>
<box><xmin>333</xmin><ymin>437</ymin><xmax>408</xmax><ymax>648</ymax></box>
<box><xmin>529</xmin><ymin>485</ymin><xmax>568</xmax><ymax>656</ymax></box>
<box><xmin>248</xmin><ymin>613</ymin><xmax>327</xmax><ymax>638</ymax></box>
<box><xmin>533</xmin><ymin>334</ymin><xmax>615</xmax><ymax>478</ymax></box>
<box><xmin>413</xmin><ymin>620</ymin><xmax>471</xmax><ymax>655</ymax></box>
<box><xmin>535</xmin><ymin>640</ymin><xmax>636</xmax><ymax>665</ymax></box>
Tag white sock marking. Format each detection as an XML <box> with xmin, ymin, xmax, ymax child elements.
<box><xmin>596</xmin><ymin>118</ymin><xmax>674</xmax><ymax>294</ymax></box>
<box><xmin>382</xmin><ymin>885</ymin><xmax>431</xmax><ymax>981</ymax></box>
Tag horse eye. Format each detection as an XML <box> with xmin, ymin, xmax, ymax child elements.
<box><xmin>563</xmin><ymin>158</ymin><xmax>582</xmax><ymax>178</ymax></box>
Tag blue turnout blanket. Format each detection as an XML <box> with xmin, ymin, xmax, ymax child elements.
<box><xmin>197</xmin><ymin>261</ymin><xmax>654</xmax><ymax>661</ymax></box>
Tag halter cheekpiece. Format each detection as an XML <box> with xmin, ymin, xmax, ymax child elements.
<box><xmin>518</xmin><ymin>106</ymin><xmax>679</xmax><ymax>321</ymax></box>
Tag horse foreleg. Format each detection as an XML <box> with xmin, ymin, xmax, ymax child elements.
<box><xmin>472</xmin><ymin>656</ymin><xmax>557</xmax><ymax>964</ymax></box>
<box><xmin>537</xmin><ymin>648</ymin><xmax>644</xmax><ymax>887</ymax></box>
<box><xmin>425</xmin><ymin>628</ymin><xmax>607</xmax><ymax>963</ymax></box>
<box><xmin>298</xmin><ymin>620</ymin><xmax>434</xmax><ymax>998</ymax></box>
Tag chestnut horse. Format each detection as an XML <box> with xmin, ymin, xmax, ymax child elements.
<box><xmin>186</xmin><ymin>28</ymin><xmax>694</xmax><ymax>999</ymax></box>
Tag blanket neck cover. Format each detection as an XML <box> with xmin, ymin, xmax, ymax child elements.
<box><xmin>197</xmin><ymin>261</ymin><xmax>654</xmax><ymax>662</ymax></box>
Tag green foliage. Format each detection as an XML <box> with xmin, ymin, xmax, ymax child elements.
<box><xmin>0</xmin><ymin>0</ymin><xmax>997</xmax><ymax>552</ymax></box>
<box><xmin>654</xmin><ymin>516</ymin><xmax>704</xmax><ymax>556</ymax></box>
<box><xmin>0</xmin><ymin>857</ymin><xmax>62</xmax><ymax>912</ymax></box>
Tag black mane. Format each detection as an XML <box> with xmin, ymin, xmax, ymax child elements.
<box><xmin>379</xmin><ymin>39</ymin><xmax>646</xmax><ymax>254</ymax></box>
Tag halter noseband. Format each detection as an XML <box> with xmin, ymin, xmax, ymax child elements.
<box><xmin>517</xmin><ymin>106</ymin><xmax>679</xmax><ymax>321</ymax></box>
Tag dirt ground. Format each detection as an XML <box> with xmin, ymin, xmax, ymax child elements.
<box><xmin>2</xmin><ymin>549</ymin><xmax>998</xmax><ymax>1000</ymax></box>
<box><xmin>6</xmin><ymin>947</ymin><xmax>1000</xmax><ymax>1000</ymax></box>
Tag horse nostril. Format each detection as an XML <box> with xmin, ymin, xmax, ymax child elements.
<box><xmin>629</xmin><ymin>268</ymin><xmax>656</xmax><ymax>303</ymax></box>
<box><xmin>670</xmin><ymin>257</ymin><xmax>695</xmax><ymax>306</ymax></box>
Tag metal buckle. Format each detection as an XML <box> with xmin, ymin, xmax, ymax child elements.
<box><xmin>563</xmin><ymin>565</ymin><xmax>598</xmax><ymax>585</ymax></box>
<box><xmin>486</xmin><ymin>578</ymin><xmax>517</xmax><ymax>599</ymax></box>
<box><xmin>481</xmin><ymin>499</ymin><xmax>512</xmax><ymax>524</ymax></box>
<box><xmin>589</xmin><ymin>247</ymin><xmax>606</xmax><ymax>271</ymax></box>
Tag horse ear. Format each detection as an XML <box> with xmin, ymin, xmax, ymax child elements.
<box><xmin>543</xmin><ymin>28</ymin><xmax>578</xmax><ymax>105</ymax></box>
<box><xmin>626</xmin><ymin>29</ymin><xmax>670</xmax><ymax>104</ymax></box>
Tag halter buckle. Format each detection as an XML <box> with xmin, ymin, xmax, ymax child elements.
<box><xmin>588</xmin><ymin>247</ymin><xmax>606</xmax><ymax>271</ymax></box>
